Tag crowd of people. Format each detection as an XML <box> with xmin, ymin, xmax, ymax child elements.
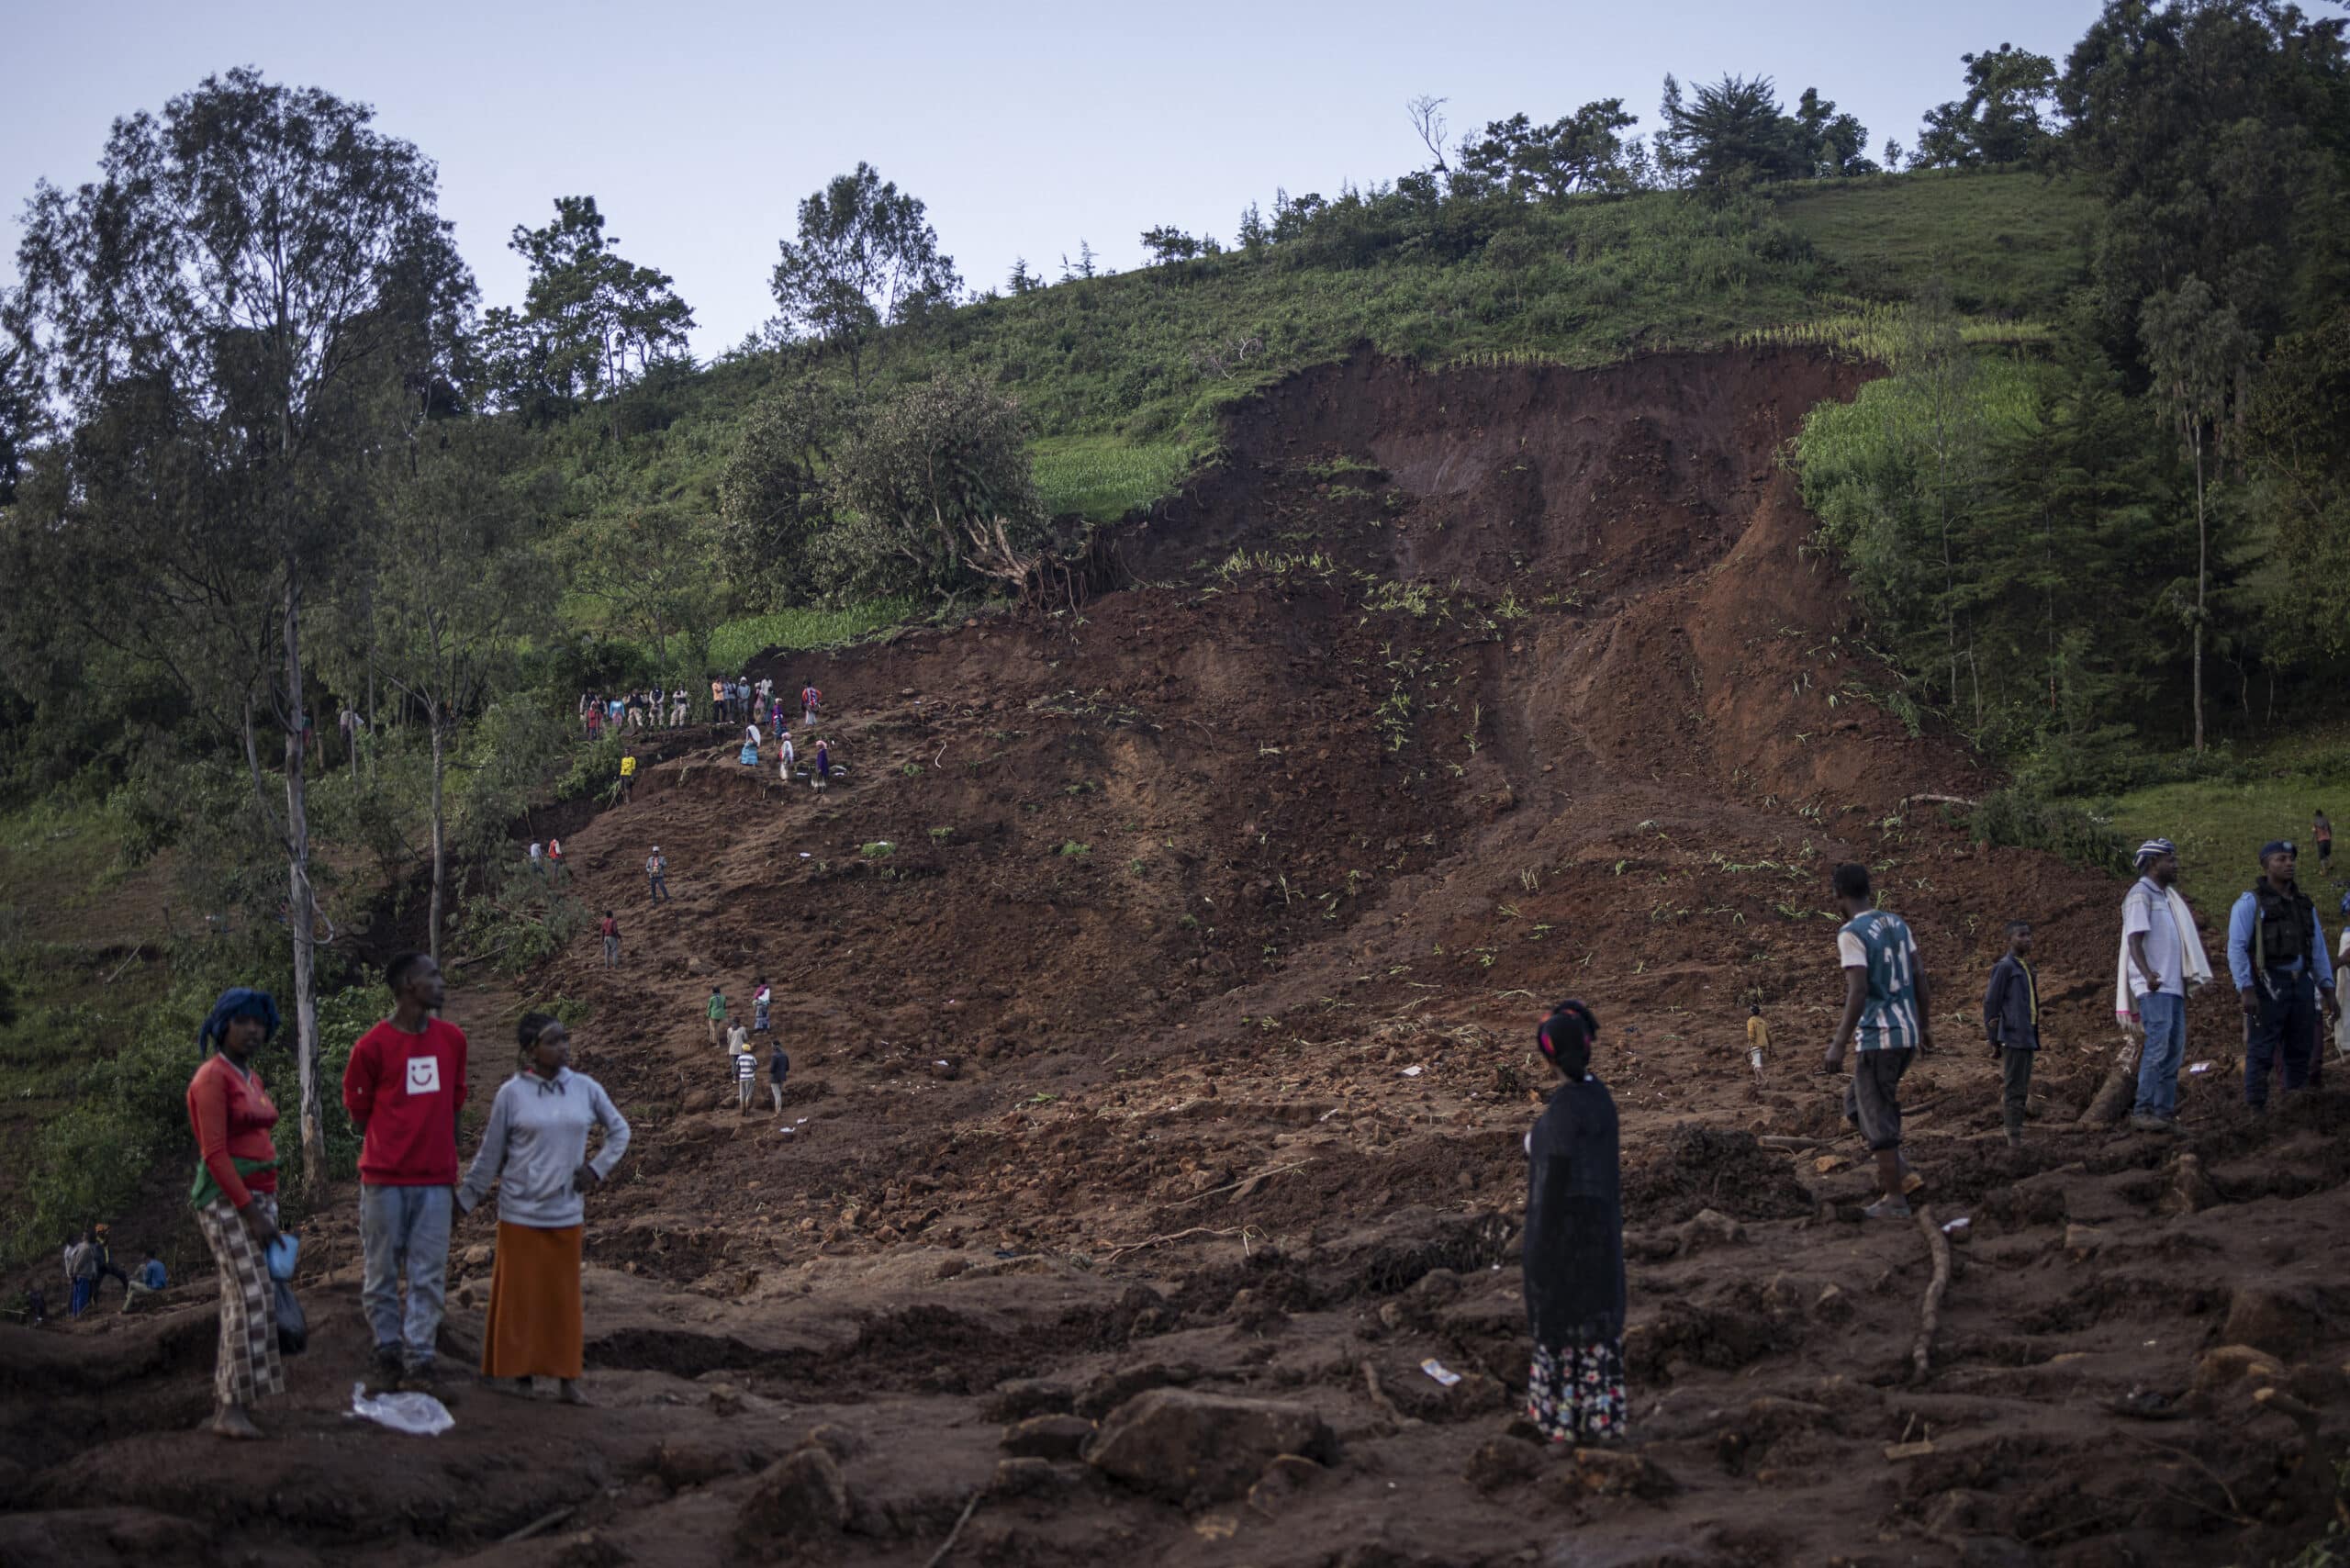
<box><xmin>577</xmin><ymin>677</ymin><xmax>816</xmax><ymax>741</ymax></box>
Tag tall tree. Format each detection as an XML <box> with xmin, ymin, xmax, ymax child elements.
<box><xmin>371</xmin><ymin>419</ymin><xmax>541</xmax><ymax>965</ymax></box>
<box><xmin>1913</xmin><ymin>43</ymin><xmax>2063</xmax><ymax>167</ymax></box>
<box><xmin>7</xmin><ymin>68</ymin><xmax>470</xmax><ymax>1182</ymax></box>
<box><xmin>485</xmin><ymin>196</ymin><xmax>695</xmax><ymax>416</ymax></box>
<box><xmin>1454</xmin><ymin>101</ymin><xmax>1642</xmax><ymax>200</ymax></box>
<box><xmin>2142</xmin><ymin>277</ymin><xmax>2255</xmax><ymax>753</ymax></box>
<box><xmin>768</xmin><ymin>163</ymin><xmax>961</xmax><ymax>388</ymax></box>
<box><xmin>1790</xmin><ymin>88</ymin><xmax>1876</xmax><ymax>177</ymax></box>
<box><xmin>716</xmin><ymin>373</ymin><xmax>846</xmax><ymax>606</ymax></box>
<box><xmin>825</xmin><ymin>375</ymin><xmax>1043</xmax><ymax>598</ymax></box>
<box><xmin>1657</xmin><ymin>75</ymin><xmax>1809</xmax><ymax>187</ymax></box>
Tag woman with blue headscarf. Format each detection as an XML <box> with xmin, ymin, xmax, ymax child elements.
<box><xmin>1521</xmin><ymin>999</ymin><xmax>1628</xmax><ymax>1445</ymax></box>
<box><xmin>186</xmin><ymin>987</ymin><xmax>285</xmax><ymax>1439</ymax></box>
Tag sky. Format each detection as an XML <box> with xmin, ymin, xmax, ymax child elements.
<box><xmin>1</xmin><ymin>0</ymin><xmax>2113</xmax><ymax>358</ymax></box>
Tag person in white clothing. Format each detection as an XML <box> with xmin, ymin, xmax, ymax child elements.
<box><xmin>2121</xmin><ymin>838</ymin><xmax>2191</xmax><ymax>1132</ymax></box>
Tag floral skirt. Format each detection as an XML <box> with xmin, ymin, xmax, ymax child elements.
<box><xmin>1528</xmin><ymin>1337</ymin><xmax>1627</xmax><ymax>1444</ymax></box>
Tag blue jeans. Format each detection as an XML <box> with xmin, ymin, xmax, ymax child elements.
<box><xmin>361</xmin><ymin>1183</ymin><xmax>452</xmax><ymax>1368</ymax></box>
<box><xmin>68</xmin><ymin>1278</ymin><xmax>93</xmax><ymax>1318</ymax></box>
<box><xmin>2134</xmin><ymin>991</ymin><xmax>2187</xmax><ymax>1119</ymax></box>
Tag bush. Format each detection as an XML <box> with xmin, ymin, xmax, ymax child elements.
<box><xmin>1965</xmin><ymin>787</ymin><xmax>2131</xmax><ymax>877</ymax></box>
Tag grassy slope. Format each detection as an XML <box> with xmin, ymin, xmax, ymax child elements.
<box><xmin>2094</xmin><ymin>729</ymin><xmax>2350</xmax><ymax>914</ymax></box>
<box><xmin>568</xmin><ymin>170</ymin><xmax>2089</xmax><ymax>661</ymax></box>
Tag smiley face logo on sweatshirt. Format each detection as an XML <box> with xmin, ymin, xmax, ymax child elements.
<box><xmin>406</xmin><ymin>1056</ymin><xmax>442</xmax><ymax>1095</ymax></box>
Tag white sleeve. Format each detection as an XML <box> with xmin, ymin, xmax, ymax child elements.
<box><xmin>1836</xmin><ymin>932</ymin><xmax>1867</xmax><ymax>969</ymax></box>
<box><xmin>2122</xmin><ymin>889</ymin><xmax>2151</xmax><ymax>938</ymax></box>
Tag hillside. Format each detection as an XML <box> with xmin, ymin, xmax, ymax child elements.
<box><xmin>6</xmin><ymin>342</ymin><xmax>2345</xmax><ymax>1568</ymax></box>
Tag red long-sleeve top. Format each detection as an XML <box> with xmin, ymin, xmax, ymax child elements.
<box><xmin>186</xmin><ymin>1054</ymin><xmax>280</xmax><ymax>1208</ymax></box>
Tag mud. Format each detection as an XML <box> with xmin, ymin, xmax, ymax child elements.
<box><xmin>6</xmin><ymin>348</ymin><xmax>2344</xmax><ymax>1566</ymax></box>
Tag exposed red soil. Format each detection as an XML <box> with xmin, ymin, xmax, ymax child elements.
<box><xmin>5</xmin><ymin>348</ymin><xmax>2344</xmax><ymax>1567</ymax></box>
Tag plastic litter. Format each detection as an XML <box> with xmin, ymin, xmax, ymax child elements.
<box><xmin>1400</xmin><ymin>1066</ymin><xmax>1424</xmax><ymax>1078</ymax></box>
<box><xmin>348</xmin><ymin>1381</ymin><xmax>453</xmax><ymax>1437</ymax></box>
<box><xmin>2186</xmin><ymin>1060</ymin><xmax>2216</xmax><ymax>1075</ymax></box>
<box><xmin>265</xmin><ymin>1233</ymin><xmax>301</xmax><ymax>1281</ymax></box>
<box><xmin>1941</xmin><ymin>1215</ymin><xmax>1971</xmax><ymax>1237</ymax></box>
<box><xmin>1420</xmin><ymin>1359</ymin><xmax>1461</xmax><ymax>1387</ymax></box>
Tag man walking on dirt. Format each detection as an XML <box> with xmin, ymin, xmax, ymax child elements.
<box><xmin>2229</xmin><ymin>841</ymin><xmax>2338</xmax><ymax>1113</ymax></box>
<box><xmin>706</xmin><ymin>986</ymin><xmax>728</xmax><ymax>1047</ymax></box>
<box><xmin>1744</xmin><ymin>1006</ymin><xmax>1769</xmax><ymax>1086</ymax></box>
<box><xmin>1981</xmin><ymin>921</ymin><xmax>2041</xmax><ymax>1148</ymax></box>
<box><xmin>599</xmin><ymin>910</ymin><xmax>621</xmax><ymax>969</ymax></box>
<box><xmin>646</xmin><ymin>846</ymin><xmax>668</xmax><ymax>903</ymax></box>
<box><xmin>1821</xmin><ymin>862</ymin><xmax>1932</xmax><ymax>1219</ymax></box>
<box><xmin>2123</xmin><ymin>840</ymin><xmax>2194</xmax><ymax>1131</ymax></box>
<box><xmin>343</xmin><ymin>952</ymin><xmax>468</xmax><ymax>1394</ymax></box>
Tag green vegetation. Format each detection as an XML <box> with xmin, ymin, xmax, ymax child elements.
<box><xmin>1032</xmin><ymin>436</ymin><xmax>1192</xmax><ymax>521</ymax></box>
<box><xmin>1772</xmin><ymin>172</ymin><xmax>2095</xmax><ymax>319</ymax></box>
<box><xmin>707</xmin><ymin>599</ymin><xmax>915</xmax><ymax>669</ymax></box>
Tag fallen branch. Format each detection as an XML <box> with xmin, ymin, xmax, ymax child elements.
<box><xmin>1911</xmin><ymin>1203</ymin><xmax>1951</xmax><ymax>1382</ymax></box>
<box><xmin>1097</xmin><ymin>1225</ymin><xmax>1245</xmax><ymax>1265</ymax></box>
<box><xmin>1168</xmin><ymin>1160</ymin><xmax>1310</xmax><ymax>1208</ymax></box>
<box><xmin>923</xmin><ymin>1493</ymin><xmax>981</xmax><ymax>1568</ymax></box>
<box><xmin>1905</xmin><ymin>793</ymin><xmax>1977</xmax><ymax>810</ymax></box>
<box><xmin>498</xmin><ymin>1505</ymin><xmax>577</xmax><ymax>1545</ymax></box>
<box><xmin>103</xmin><ymin>944</ymin><xmax>145</xmax><ymax>985</ymax></box>
<box><xmin>447</xmin><ymin>940</ymin><xmax>512</xmax><ymax>971</ymax></box>
<box><xmin>1360</xmin><ymin>1359</ymin><xmax>1418</xmax><ymax>1430</ymax></box>
<box><xmin>1760</xmin><ymin>1135</ymin><xmax>1824</xmax><ymax>1152</ymax></box>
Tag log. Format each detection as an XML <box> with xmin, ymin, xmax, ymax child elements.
<box><xmin>1911</xmin><ymin>1204</ymin><xmax>1952</xmax><ymax>1382</ymax></box>
<box><xmin>2079</xmin><ymin>1033</ymin><xmax>2141</xmax><ymax>1126</ymax></box>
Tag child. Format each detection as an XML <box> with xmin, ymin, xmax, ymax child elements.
<box><xmin>1981</xmin><ymin>920</ymin><xmax>2041</xmax><ymax>1148</ymax></box>
<box><xmin>753</xmin><ymin>979</ymin><xmax>772</xmax><ymax>1035</ymax></box>
<box><xmin>1521</xmin><ymin>1000</ymin><xmax>1627</xmax><ymax>1445</ymax></box>
<box><xmin>1744</xmin><ymin>1005</ymin><xmax>1769</xmax><ymax>1086</ymax></box>
<box><xmin>768</xmin><ymin>1041</ymin><xmax>790</xmax><ymax>1114</ymax></box>
<box><xmin>705</xmin><ymin>987</ymin><xmax>727</xmax><ymax>1047</ymax></box>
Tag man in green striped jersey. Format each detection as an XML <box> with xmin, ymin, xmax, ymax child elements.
<box><xmin>1822</xmin><ymin>862</ymin><xmax>1935</xmax><ymax>1219</ymax></box>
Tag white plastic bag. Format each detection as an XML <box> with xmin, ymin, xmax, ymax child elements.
<box><xmin>348</xmin><ymin>1381</ymin><xmax>454</xmax><ymax>1437</ymax></box>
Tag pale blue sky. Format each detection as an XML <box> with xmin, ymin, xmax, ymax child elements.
<box><xmin>3</xmin><ymin>0</ymin><xmax>2109</xmax><ymax>356</ymax></box>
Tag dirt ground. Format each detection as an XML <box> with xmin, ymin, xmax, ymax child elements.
<box><xmin>4</xmin><ymin>348</ymin><xmax>2344</xmax><ymax>1567</ymax></box>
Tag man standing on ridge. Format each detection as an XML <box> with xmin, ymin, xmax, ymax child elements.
<box><xmin>2229</xmin><ymin>840</ymin><xmax>2337</xmax><ymax>1113</ymax></box>
<box><xmin>342</xmin><ymin>952</ymin><xmax>468</xmax><ymax>1394</ymax></box>
<box><xmin>2122</xmin><ymin>838</ymin><xmax>2199</xmax><ymax>1132</ymax></box>
<box><xmin>706</xmin><ymin>985</ymin><xmax>728</xmax><ymax>1048</ymax></box>
<box><xmin>646</xmin><ymin>846</ymin><xmax>668</xmax><ymax>903</ymax></box>
<box><xmin>1981</xmin><ymin>921</ymin><xmax>2041</xmax><ymax>1148</ymax></box>
<box><xmin>2315</xmin><ymin>810</ymin><xmax>2333</xmax><ymax>877</ymax></box>
<box><xmin>1821</xmin><ymin>862</ymin><xmax>1932</xmax><ymax>1219</ymax></box>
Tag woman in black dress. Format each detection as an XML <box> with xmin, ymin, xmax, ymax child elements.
<box><xmin>1521</xmin><ymin>999</ymin><xmax>1627</xmax><ymax>1444</ymax></box>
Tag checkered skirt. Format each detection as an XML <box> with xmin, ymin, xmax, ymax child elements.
<box><xmin>196</xmin><ymin>1194</ymin><xmax>285</xmax><ymax>1409</ymax></box>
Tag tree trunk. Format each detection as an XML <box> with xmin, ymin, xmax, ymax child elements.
<box><xmin>2191</xmin><ymin>433</ymin><xmax>2207</xmax><ymax>755</ymax></box>
<box><xmin>429</xmin><ymin>704</ymin><xmax>446</xmax><ymax>970</ymax></box>
<box><xmin>282</xmin><ymin>575</ymin><xmax>325</xmax><ymax>1187</ymax></box>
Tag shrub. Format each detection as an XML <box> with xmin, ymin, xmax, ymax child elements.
<box><xmin>1965</xmin><ymin>787</ymin><xmax>2130</xmax><ymax>877</ymax></box>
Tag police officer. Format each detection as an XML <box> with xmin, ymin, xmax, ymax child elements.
<box><xmin>2227</xmin><ymin>840</ymin><xmax>2339</xmax><ymax>1112</ymax></box>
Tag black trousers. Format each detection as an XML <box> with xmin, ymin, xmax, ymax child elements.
<box><xmin>2246</xmin><ymin>969</ymin><xmax>2320</xmax><ymax>1109</ymax></box>
<box><xmin>2000</xmin><ymin>1047</ymin><xmax>2035</xmax><ymax>1137</ymax></box>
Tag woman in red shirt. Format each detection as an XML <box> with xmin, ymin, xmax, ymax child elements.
<box><xmin>186</xmin><ymin>988</ymin><xmax>285</xmax><ymax>1439</ymax></box>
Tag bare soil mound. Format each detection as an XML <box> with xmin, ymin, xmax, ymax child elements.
<box><xmin>6</xmin><ymin>350</ymin><xmax>2343</xmax><ymax>1567</ymax></box>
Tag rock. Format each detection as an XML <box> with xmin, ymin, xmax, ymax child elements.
<box><xmin>1244</xmin><ymin>1453</ymin><xmax>1326</xmax><ymax>1516</ymax></box>
<box><xmin>2192</xmin><ymin>1344</ymin><xmax>2284</xmax><ymax>1394</ymax></box>
<box><xmin>706</xmin><ymin>1384</ymin><xmax>746</xmax><ymax>1417</ymax></box>
<box><xmin>1813</xmin><ymin>1283</ymin><xmax>1854</xmax><ymax>1324</ymax></box>
<box><xmin>1002</xmin><ymin>1413</ymin><xmax>1095</xmax><ymax>1462</ymax></box>
<box><xmin>734</xmin><ymin>1448</ymin><xmax>850</xmax><ymax>1553</ymax></box>
<box><xmin>984</xmin><ymin>1377</ymin><xmax>1076</xmax><ymax>1422</ymax></box>
<box><xmin>2221</xmin><ymin>1287</ymin><xmax>2323</xmax><ymax>1360</ymax></box>
<box><xmin>1547</xmin><ymin>1447</ymin><xmax>1677</xmax><ymax>1502</ymax></box>
<box><xmin>652</xmin><ymin>1439</ymin><xmax>758</xmax><ymax>1490</ymax></box>
<box><xmin>688</xmin><ymin>956</ymin><xmax>711</xmax><ymax>976</ymax></box>
<box><xmin>1463</xmin><ymin>1436</ymin><xmax>1541</xmax><ymax>1493</ymax></box>
<box><xmin>1676</xmin><ymin>1208</ymin><xmax>1746</xmax><ymax>1256</ymax></box>
<box><xmin>800</xmin><ymin>1423</ymin><xmax>864</xmax><ymax>1462</ymax></box>
<box><xmin>2160</xmin><ymin>1151</ymin><xmax>2223</xmax><ymax>1215</ymax></box>
<box><xmin>2062</xmin><ymin>1223</ymin><xmax>2107</xmax><ymax>1257</ymax></box>
<box><xmin>1088</xmin><ymin>1388</ymin><xmax>1338</xmax><ymax>1504</ymax></box>
<box><xmin>463</xmin><ymin>1244</ymin><xmax>493</xmax><ymax>1269</ymax></box>
<box><xmin>1075</xmin><ymin>1361</ymin><xmax>1196</xmax><ymax>1418</ymax></box>
<box><xmin>989</xmin><ymin>1456</ymin><xmax>1078</xmax><ymax>1498</ymax></box>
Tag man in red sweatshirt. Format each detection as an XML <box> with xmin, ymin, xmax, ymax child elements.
<box><xmin>342</xmin><ymin>951</ymin><xmax>467</xmax><ymax>1393</ymax></box>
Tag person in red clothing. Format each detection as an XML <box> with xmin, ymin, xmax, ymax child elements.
<box><xmin>342</xmin><ymin>952</ymin><xmax>467</xmax><ymax>1394</ymax></box>
<box><xmin>186</xmin><ymin>987</ymin><xmax>285</xmax><ymax>1440</ymax></box>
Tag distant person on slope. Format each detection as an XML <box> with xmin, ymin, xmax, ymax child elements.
<box><xmin>1981</xmin><ymin>920</ymin><xmax>2041</xmax><ymax>1148</ymax></box>
<box><xmin>778</xmin><ymin>733</ymin><xmax>796</xmax><ymax>783</ymax></box>
<box><xmin>185</xmin><ymin>987</ymin><xmax>285</xmax><ymax>1439</ymax></box>
<box><xmin>2120</xmin><ymin>838</ymin><xmax>2205</xmax><ymax>1132</ymax></box>
<box><xmin>2229</xmin><ymin>840</ymin><xmax>2336</xmax><ymax>1114</ymax></box>
<box><xmin>768</xmin><ymin>1040</ymin><xmax>790</xmax><ymax>1114</ymax></box>
<box><xmin>801</xmin><ymin>685</ymin><xmax>822</xmax><ymax>728</ymax></box>
<box><xmin>122</xmin><ymin>1249</ymin><xmax>167</xmax><ymax>1313</ymax></box>
<box><xmin>669</xmin><ymin>686</ymin><xmax>688</xmax><ymax>727</ymax></box>
<box><xmin>1744</xmin><ymin>1005</ymin><xmax>1769</xmax><ymax>1086</ymax></box>
<box><xmin>813</xmin><ymin>738</ymin><xmax>831</xmax><ymax>791</ymax></box>
<box><xmin>1521</xmin><ymin>1000</ymin><xmax>1627</xmax><ymax>1445</ymax></box>
<box><xmin>2315</xmin><ymin>811</ymin><xmax>2333</xmax><ymax>876</ymax></box>
<box><xmin>619</xmin><ymin>753</ymin><xmax>637</xmax><ymax>803</ymax></box>
<box><xmin>599</xmin><ymin>910</ymin><xmax>621</xmax><ymax>969</ymax></box>
<box><xmin>741</xmin><ymin>721</ymin><xmax>761</xmax><ymax>767</ymax></box>
<box><xmin>343</xmin><ymin>952</ymin><xmax>468</xmax><ymax>1395</ymax></box>
<box><xmin>645</xmin><ymin>846</ymin><xmax>667</xmax><ymax>902</ymax></box>
<box><xmin>753</xmin><ymin>978</ymin><xmax>772</xmax><ymax>1036</ymax></box>
<box><xmin>63</xmin><ymin>1230</ymin><xmax>96</xmax><ymax>1318</ymax></box>
<box><xmin>706</xmin><ymin>986</ymin><xmax>728</xmax><ymax>1047</ymax></box>
<box><xmin>1822</xmin><ymin>862</ymin><xmax>1932</xmax><ymax>1219</ymax></box>
<box><xmin>733</xmin><ymin>1038</ymin><xmax>757</xmax><ymax>1113</ymax></box>
<box><xmin>458</xmin><ymin>1013</ymin><xmax>629</xmax><ymax>1406</ymax></box>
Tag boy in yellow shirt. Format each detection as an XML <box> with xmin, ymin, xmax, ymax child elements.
<box><xmin>1745</xmin><ymin>1006</ymin><xmax>1769</xmax><ymax>1085</ymax></box>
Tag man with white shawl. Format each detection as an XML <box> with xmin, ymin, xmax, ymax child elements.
<box><xmin>2117</xmin><ymin>838</ymin><xmax>2210</xmax><ymax>1132</ymax></box>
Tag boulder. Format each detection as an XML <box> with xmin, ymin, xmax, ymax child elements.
<box><xmin>983</xmin><ymin>1377</ymin><xmax>1076</xmax><ymax>1422</ymax></box>
<box><xmin>2159</xmin><ymin>1151</ymin><xmax>2223</xmax><ymax>1215</ymax></box>
<box><xmin>1677</xmin><ymin>1208</ymin><xmax>1747</xmax><ymax>1256</ymax></box>
<box><xmin>2191</xmin><ymin>1344</ymin><xmax>2284</xmax><ymax>1394</ymax></box>
<box><xmin>1087</xmin><ymin>1388</ymin><xmax>1337</xmax><ymax>1504</ymax></box>
<box><xmin>1001</xmin><ymin>1413</ymin><xmax>1095</xmax><ymax>1462</ymax></box>
<box><xmin>1546</xmin><ymin>1447</ymin><xmax>1677</xmax><ymax>1502</ymax></box>
<box><xmin>2221</xmin><ymin>1286</ymin><xmax>2322</xmax><ymax>1360</ymax></box>
<box><xmin>734</xmin><ymin>1448</ymin><xmax>850</xmax><ymax>1555</ymax></box>
<box><xmin>651</xmin><ymin>1439</ymin><xmax>763</xmax><ymax>1490</ymax></box>
<box><xmin>1463</xmin><ymin>1436</ymin><xmax>1541</xmax><ymax>1493</ymax></box>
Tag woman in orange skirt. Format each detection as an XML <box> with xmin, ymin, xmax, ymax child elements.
<box><xmin>456</xmin><ymin>1013</ymin><xmax>630</xmax><ymax>1403</ymax></box>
